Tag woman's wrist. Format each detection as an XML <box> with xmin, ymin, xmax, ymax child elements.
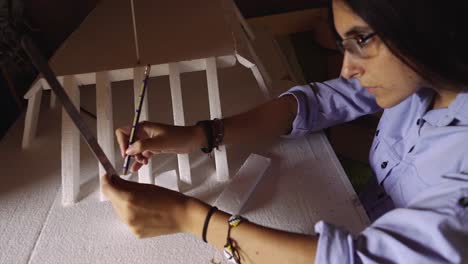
<box><xmin>190</xmin><ymin>124</ymin><xmax>208</xmax><ymax>151</ymax></box>
<box><xmin>179</xmin><ymin>197</ymin><xmax>210</xmax><ymax>236</ymax></box>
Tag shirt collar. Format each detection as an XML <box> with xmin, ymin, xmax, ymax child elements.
<box><xmin>419</xmin><ymin>87</ymin><xmax>468</xmax><ymax>127</ymax></box>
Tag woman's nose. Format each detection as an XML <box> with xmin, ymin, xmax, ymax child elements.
<box><xmin>340</xmin><ymin>53</ymin><xmax>364</xmax><ymax>80</ymax></box>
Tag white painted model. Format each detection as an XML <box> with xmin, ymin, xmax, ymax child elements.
<box><xmin>61</xmin><ymin>75</ymin><xmax>80</xmax><ymax>206</ymax></box>
<box><xmin>169</xmin><ymin>63</ymin><xmax>192</xmax><ymax>185</ymax></box>
<box><xmin>205</xmin><ymin>57</ymin><xmax>229</xmax><ymax>182</ymax></box>
<box><xmin>96</xmin><ymin>71</ymin><xmax>115</xmax><ymax>200</ymax></box>
<box><xmin>22</xmin><ymin>87</ymin><xmax>42</xmax><ymax>149</ymax></box>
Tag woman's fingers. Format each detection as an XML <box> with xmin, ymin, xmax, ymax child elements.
<box><xmin>134</xmin><ymin>153</ymin><xmax>147</xmax><ymax>164</ymax></box>
<box><xmin>130</xmin><ymin>160</ymin><xmax>144</xmax><ymax>172</ymax></box>
<box><xmin>115</xmin><ymin>126</ymin><xmax>131</xmax><ymax>157</ymax></box>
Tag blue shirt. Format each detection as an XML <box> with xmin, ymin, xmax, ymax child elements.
<box><xmin>282</xmin><ymin>78</ymin><xmax>468</xmax><ymax>264</ymax></box>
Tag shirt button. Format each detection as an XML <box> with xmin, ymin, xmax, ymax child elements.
<box><xmin>459</xmin><ymin>197</ymin><xmax>468</xmax><ymax>207</ymax></box>
<box><xmin>408</xmin><ymin>146</ymin><xmax>415</xmax><ymax>153</ymax></box>
<box><xmin>381</xmin><ymin>161</ymin><xmax>388</xmax><ymax>169</ymax></box>
<box><xmin>375</xmin><ymin>130</ymin><xmax>380</xmax><ymax>137</ymax></box>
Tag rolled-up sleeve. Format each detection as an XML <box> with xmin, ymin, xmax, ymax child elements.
<box><xmin>314</xmin><ymin>185</ymin><xmax>468</xmax><ymax>264</ymax></box>
<box><xmin>280</xmin><ymin>77</ymin><xmax>381</xmax><ymax>137</ymax></box>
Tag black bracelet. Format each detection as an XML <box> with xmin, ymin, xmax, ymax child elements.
<box><xmin>196</xmin><ymin>120</ymin><xmax>214</xmax><ymax>153</ymax></box>
<box><xmin>202</xmin><ymin>206</ymin><xmax>218</xmax><ymax>243</ymax></box>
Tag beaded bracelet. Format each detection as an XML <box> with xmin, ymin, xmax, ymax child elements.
<box><xmin>223</xmin><ymin>215</ymin><xmax>244</xmax><ymax>264</ymax></box>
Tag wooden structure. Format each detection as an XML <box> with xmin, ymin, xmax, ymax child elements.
<box><xmin>22</xmin><ymin>0</ymin><xmax>273</xmax><ymax>205</ymax></box>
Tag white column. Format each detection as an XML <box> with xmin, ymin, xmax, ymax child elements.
<box><xmin>205</xmin><ymin>57</ymin><xmax>230</xmax><ymax>181</ymax></box>
<box><xmin>169</xmin><ymin>63</ymin><xmax>191</xmax><ymax>185</ymax></box>
<box><xmin>96</xmin><ymin>71</ymin><xmax>115</xmax><ymax>201</ymax></box>
<box><xmin>22</xmin><ymin>88</ymin><xmax>42</xmax><ymax>149</ymax></box>
<box><xmin>43</xmin><ymin>79</ymin><xmax>57</xmax><ymax>108</ymax></box>
<box><xmin>133</xmin><ymin>67</ymin><xmax>153</xmax><ymax>184</ymax></box>
<box><xmin>61</xmin><ymin>75</ymin><xmax>80</xmax><ymax>206</ymax></box>
<box><xmin>250</xmin><ymin>65</ymin><xmax>270</xmax><ymax>99</ymax></box>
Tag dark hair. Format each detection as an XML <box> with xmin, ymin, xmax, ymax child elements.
<box><xmin>332</xmin><ymin>0</ymin><xmax>468</xmax><ymax>88</ymax></box>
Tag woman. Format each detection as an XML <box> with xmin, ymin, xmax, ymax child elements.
<box><xmin>102</xmin><ymin>0</ymin><xmax>468</xmax><ymax>263</ymax></box>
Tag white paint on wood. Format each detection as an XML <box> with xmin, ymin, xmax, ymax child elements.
<box><xmin>250</xmin><ymin>65</ymin><xmax>270</xmax><ymax>99</ymax></box>
<box><xmin>20</xmin><ymin>56</ymin><xmax>237</xmax><ymax>151</ymax></box>
<box><xmin>214</xmin><ymin>154</ymin><xmax>271</xmax><ymax>214</ymax></box>
<box><xmin>96</xmin><ymin>71</ymin><xmax>115</xmax><ymax>201</ymax></box>
<box><xmin>169</xmin><ymin>63</ymin><xmax>191</xmax><ymax>185</ymax></box>
<box><xmin>61</xmin><ymin>75</ymin><xmax>80</xmax><ymax>206</ymax></box>
<box><xmin>133</xmin><ymin>67</ymin><xmax>153</xmax><ymax>184</ymax></box>
<box><xmin>22</xmin><ymin>88</ymin><xmax>43</xmax><ymax>149</ymax></box>
<box><xmin>155</xmin><ymin>170</ymin><xmax>180</xmax><ymax>192</ymax></box>
<box><xmin>23</xmin><ymin>56</ymin><xmax>235</xmax><ymax>94</ymax></box>
<box><xmin>205</xmin><ymin>57</ymin><xmax>229</xmax><ymax>181</ymax></box>
<box><xmin>23</xmin><ymin>78</ymin><xmax>43</xmax><ymax>99</ymax></box>
<box><xmin>46</xmin><ymin>78</ymin><xmax>64</xmax><ymax>108</ymax></box>
<box><xmin>50</xmin><ymin>91</ymin><xmax>57</xmax><ymax>108</ymax></box>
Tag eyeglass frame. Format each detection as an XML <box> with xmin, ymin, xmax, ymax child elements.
<box><xmin>336</xmin><ymin>32</ymin><xmax>378</xmax><ymax>58</ymax></box>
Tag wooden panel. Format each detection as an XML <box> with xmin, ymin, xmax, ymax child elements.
<box><xmin>235</xmin><ymin>0</ymin><xmax>328</xmax><ymax>18</ymax></box>
<box><xmin>248</xmin><ymin>8</ymin><xmax>337</xmax><ymax>50</ymax></box>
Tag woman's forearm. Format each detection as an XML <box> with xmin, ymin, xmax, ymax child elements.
<box><xmin>184</xmin><ymin>198</ymin><xmax>317</xmax><ymax>264</ymax></box>
<box><xmin>223</xmin><ymin>95</ymin><xmax>298</xmax><ymax>146</ymax></box>
<box><xmin>193</xmin><ymin>95</ymin><xmax>298</xmax><ymax>149</ymax></box>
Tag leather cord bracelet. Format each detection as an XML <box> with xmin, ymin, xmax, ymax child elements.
<box><xmin>196</xmin><ymin>119</ymin><xmax>224</xmax><ymax>154</ymax></box>
<box><xmin>196</xmin><ymin>120</ymin><xmax>215</xmax><ymax>153</ymax></box>
<box><xmin>202</xmin><ymin>206</ymin><xmax>218</xmax><ymax>243</ymax></box>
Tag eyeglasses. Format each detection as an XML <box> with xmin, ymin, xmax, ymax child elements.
<box><xmin>336</xmin><ymin>32</ymin><xmax>378</xmax><ymax>58</ymax></box>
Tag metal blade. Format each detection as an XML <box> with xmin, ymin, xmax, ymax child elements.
<box><xmin>21</xmin><ymin>35</ymin><xmax>118</xmax><ymax>177</ymax></box>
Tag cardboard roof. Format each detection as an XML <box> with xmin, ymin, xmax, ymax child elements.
<box><xmin>49</xmin><ymin>0</ymin><xmax>239</xmax><ymax>76</ymax></box>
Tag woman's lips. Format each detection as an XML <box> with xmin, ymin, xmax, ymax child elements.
<box><xmin>365</xmin><ymin>86</ymin><xmax>377</xmax><ymax>93</ymax></box>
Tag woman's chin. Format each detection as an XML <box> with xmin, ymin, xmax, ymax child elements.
<box><xmin>375</xmin><ymin>96</ymin><xmax>401</xmax><ymax>109</ymax></box>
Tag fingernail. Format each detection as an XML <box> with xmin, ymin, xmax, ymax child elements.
<box><xmin>125</xmin><ymin>148</ymin><xmax>134</xmax><ymax>155</ymax></box>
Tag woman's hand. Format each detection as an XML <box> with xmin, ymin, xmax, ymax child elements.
<box><xmin>101</xmin><ymin>174</ymin><xmax>198</xmax><ymax>238</ymax></box>
<box><xmin>115</xmin><ymin>121</ymin><xmax>205</xmax><ymax>172</ymax></box>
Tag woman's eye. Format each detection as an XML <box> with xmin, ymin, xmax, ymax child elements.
<box><xmin>357</xmin><ymin>35</ymin><xmax>374</xmax><ymax>46</ymax></box>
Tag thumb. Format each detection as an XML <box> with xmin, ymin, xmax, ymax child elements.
<box><xmin>125</xmin><ymin>138</ymin><xmax>159</xmax><ymax>156</ymax></box>
<box><xmin>101</xmin><ymin>174</ymin><xmax>122</xmax><ymax>199</ymax></box>
<box><xmin>102</xmin><ymin>174</ymin><xmax>139</xmax><ymax>195</ymax></box>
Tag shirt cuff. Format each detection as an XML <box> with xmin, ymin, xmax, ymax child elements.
<box><xmin>279</xmin><ymin>84</ymin><xmax>319</xmax><ymax>138</ymax></box>
<box><xmin>314</xmin><ymin>221</ymin><xmax>354</xmax><ymax>264</ymax></box>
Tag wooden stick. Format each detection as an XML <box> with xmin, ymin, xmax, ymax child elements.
<box><xmin>205</xmin><ymin>57</ymin><xmax>230</xmax><ymax>181</ymax></box>
<box><xmin>169</xmin><ymin>62</ymin><xmax>191</xmax><ymax>185</ymax></box>
<box><xmin>96</xmin><ymin>71</ymin><xmax>115</xmax><ymax>200</ymax></box>
<box><xmin>61</xmin><ymin>75</ymin><xmax>80</xmax><ymax>206</ymax></box>
<box><xmin>22</xmin><ymin>88</ymin><xmax>42</xmax><ymax>149</ymax></box>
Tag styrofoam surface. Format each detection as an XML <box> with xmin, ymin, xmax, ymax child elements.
<box><xmin>0</xmin><ymin>65</ymin><xmax>369</xmax><ymax>264</ymax></box>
